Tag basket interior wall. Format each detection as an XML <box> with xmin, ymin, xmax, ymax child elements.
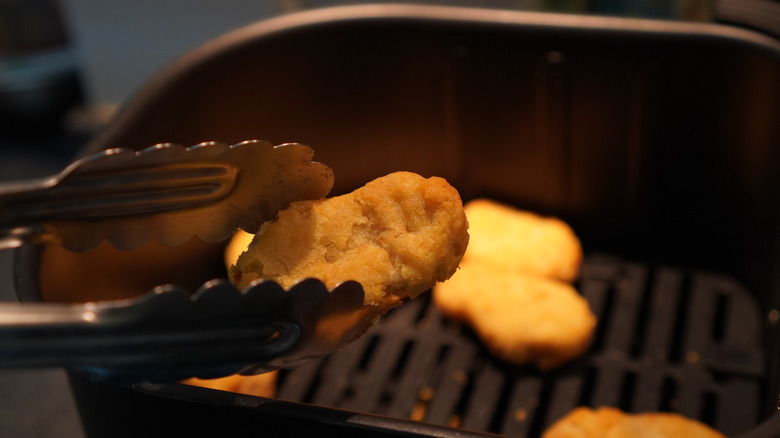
<box><xmin>87</xmin><ymin>12</ymin><xmax>780</xmax><ymax>301</ymax></box>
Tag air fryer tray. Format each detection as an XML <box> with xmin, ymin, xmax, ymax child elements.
<box><xmin>274</xmin><ymin>254</ymin><xmax>765</xmax><ymax>436</ymax></box>
<box><xmin>14</xmin><ymin>3</ymin><xmax>780</xmax><ymax>438</ymax></box>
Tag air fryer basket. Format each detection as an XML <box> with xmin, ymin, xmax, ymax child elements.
<box><xmin>14</xmin><ymin>4</ymin><xmax>780</xmax><ymax>437</ymax></box>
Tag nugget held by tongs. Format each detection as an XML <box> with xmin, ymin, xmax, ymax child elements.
<box><xmin>0</xmin><ymin>141</ymin><xmax>469</xmax><ymax>383</ymax></box>
<box><xmin>231</xmin><ymin>171</ymin><xmax>469</xmax><ymax>314</ymax></box>
<box><xmin>230</xmin><ymin>171</ymin><xmax>469</xmax><ymax>372</ymax></box>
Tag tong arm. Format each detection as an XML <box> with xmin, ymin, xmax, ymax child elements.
<box><xmin>0</xmin><ymin>281</ymin><xmax>302</xmax><ymax>383</ymax></box>
<box><xmin>0</xmin><ymin>140</ymin><xmax>335</xmax><ymax>252</ymax></box>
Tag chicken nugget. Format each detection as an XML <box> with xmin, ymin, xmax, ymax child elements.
<box><xmin>543</xmin><ymin>406</ymin><xmax>725</xmax><ymax>438</ymax></box>
<box><xmin>463</xmin><ymin>199</ymin><xmax>582</xmax><ymax>282</ymax></box>
<box><xmin>224</xmin><ymin>229</ymin><xmax>254</xmax><ymax>272</ymax></box>
<box><xmin>433</xmin><ymin>262</ymin><xmax>595</xmax><ymax>369</ymax></box>
<box><xmin>231</xmin><ymin>171</ymin><xmax>469</xmax><ymax>313</ymax></box>
<box><xmin>181</xmin><ymin>372</ymin><xmax>277</xmax><ymax>398</ymax></box>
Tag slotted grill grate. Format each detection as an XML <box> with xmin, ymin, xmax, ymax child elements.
<box><xmin>275</xmin><ymin>254</ymin><xmax>767</xmax><ymax>437</ymax></box>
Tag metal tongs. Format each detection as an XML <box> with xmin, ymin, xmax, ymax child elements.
<box><xmin>0</xmin><ymin>140</ymin><xmax>379</xmax><ymax>383</ymax></box>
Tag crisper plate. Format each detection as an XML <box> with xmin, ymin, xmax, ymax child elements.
<box><xmin>271</xmin><ymin>253</ymin><xmax>765</xmax><ymax>437</ymax></box>
<box><xmin>105</xmin><ymin>253</ymin><xmax>769</xmax><ymax>438</ymax></box>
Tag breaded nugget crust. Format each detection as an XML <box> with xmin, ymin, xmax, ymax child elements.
<box><xmin>543</xmin><ymin>406</ymin><xmax>725</xmax><ymax>438</ymax></box>
<box><xmin>231</xmin><ymin>171</ymin><xmax>469</xmax><ymax>311</ymax></box>
<box><xmin>224</xmin><ymin>229</ymin><xmax>254</xmax><ymax>272</ymax></box>
<box><xmin>433</xmin><ymin>263</ymin><xmax>596</xmax><ymax>369</ymax></box>
<box><xmin>433</xmin><ymin>198</ymin><xmax>593</xmax><ymax>369</ymax></box>
<box><xmin>181</xmin><ymin>372</ymin><xmax>277</xmax><ymax>398</ymax></box>
<box><xmin>463</xmin><ymin>199</ymin><xmax>582</xmax><ymax>282</ymax></box>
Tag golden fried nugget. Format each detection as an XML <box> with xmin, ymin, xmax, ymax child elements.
<box><xmin>433</xmin><ymin>263</ymin><xmax>595</xmax><ymax>369</ymax></box>
<box><xmin>463</xmin><ymin>199</ymin><xmax>582</xmax><ymax>282</ymax></box>
<box><xmin>231</xmin><ymin>171</ymin><xmax>469</xmax><ymax>312</ymax></box>
<box><xmin>543</xmin><ymin>406</ymin><xmax>725</xmax><ymax>438</ymax></box>
<box><xmin>224</xmin><ymin>230</ymin><xmax>254</xmax><ymax>271</ymax></box>
<box><xmin>181</xmin><ymin>372</ymin><xmax>277</xmax><ymax>398</ymax></box>
<box><xmin>544</xmin><ymin>406</ymin><xmax>624</xmax><ymax>437</ymax></box>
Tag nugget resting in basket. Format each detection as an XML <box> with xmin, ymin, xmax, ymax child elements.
<box><xmin>434</xmin><ymin>263</ymin><xmax>595</xmax><ymax>369</ymax></box>
<box><xmin>231</xmin><ymin>171</ymin><xmax>469</xmax><ymax>313</ymax></box>
<box><xmin>542</xmin><ymin>406</ymin><xmax>725</xmax><ymax>438</ymax></box>
<box><xmin>462</xmin><ymin>199</ymin><xmax>582</xmax><ymax>282</ymax></box>
<box><xmin>433</xmin><ymin>199</ymin><xmax>594</xmax><ymax>369</ymax></box>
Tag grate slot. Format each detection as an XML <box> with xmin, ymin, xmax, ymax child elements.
<box><xmin>589</xmin><ymin>362</ymin><xmax>626</xmax><ymax>408</ymax></box>
<box><xmin>617</xmin><ymin>370</ymin><xmax>638</xmax><ymax>411</ymax></box>
<box><xmin>659</xmin><ymin>376</ymin><xmax>679</xmax><ymax>412</ymax></box>
<box><xmin>545</xmin><ymin>370</ymin><xmax>587</xmax><ymax>426</ymax></box>
<box><xmin>385</xmin><ymin>337</ymin><xmax>447</xmax><ymax>418</ymax></box>
<box><xmin>487</xmin><ymin>375</ymin><xmax>517</xmax><ymax>434</ymax></box>
<box><xmin>631</xmin><ymin>367</ymin><xmax>666</xmax><ymax>412</ymax></box>
<box><xmin>341</xmin><ymin>335</ymin><xmax>410</xmax><ymax>412</ymax></box>
<box><xmin>576</xmin><ymin>366</ymin><xmax>599</xmax><ymax>407</ymax></box>
<box><xmin>701</xmin><ymin>391</ymin><xmax>718</xmax><ymax>425</ymax></box>
<box><xmin>526</xmin><ymin>377</ymin><xmax>555</xmax><ymax>436</ymax></box>
<box><xmin>639</xmin><ymin>267</ymin><xmax>684</xmax><ymax>361</ymax></box>
<box><xmin>579</xmin><ymin>279</ymin><xmax>614</xmax><ymax>353</ymax></box>
<box><xmin>356</xmin><ymin>335</ymin><xmax>382</xmax><ymax>371</ymax></box>
<box><xmin>448</xmin><ymin>363</ymin><xmax>479</xmax><ymax>429</ymax></box>
<box><xmin>668</xmin><ymin>272</ymin><xmax>694</xmax><ymax>363</ymax></box>
<box><xmin>629</xmin><ymin>269</ymin><xmax>656</xmax><ymax>358</ymax></box>
<box><xmin>391</xmin><ymin>339</ymin><xmax>417</xmax><ymax>380</ymax></box>
<box><xmin>424</xmin><ymin>342</ymin><xmax>477</xmax><ymax>424</ymax></box>
<box><xmin>682</xmin><ymin>275</ymin><xmax>721</xmax><ymax>367</ymax></box>
<box><xmin>460</xmin><ymin>360</ymin><xmax>506</xmax><ymax>432</ymax></box>
<box><xmin>499</xmin><ymin>376</ymin><xmax>544</xmax><ymax>436</ymax></box>
<box><xmin>602</xmin><ymin>264</ymin><xmax>647</xmax><ymax>352</ymax></box>
<box><xmin>310</xmin><ymin>332</ymin><xmax>375</xmax><ymax>406</ymax></box>
<box><xmin>276</xmin><ymin>360</ymin><xmax>321</xmax><ymax>402</ymax></box>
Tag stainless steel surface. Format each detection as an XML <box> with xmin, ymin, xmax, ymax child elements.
<box><xmin>0</xmin><ymin>277</ymin><xmax>374</xmax><ymax>384</ymax></box>
<box><xmin>0</xmin><ymin>140</ymin><xmax>334</xmax><ymax>251</ymax></box>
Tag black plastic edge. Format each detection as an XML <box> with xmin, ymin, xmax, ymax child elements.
<box><xmin>716</xmin><ymin>0</ymin><xmax>780</xmax><ymax>39</ymax></box>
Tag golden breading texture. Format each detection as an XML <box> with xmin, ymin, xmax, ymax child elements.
<box><xmin>181</xmin><ymin>372</ymin><xmax>277</xmax><ymax>398</ymax></box>
<box><xmin>543</xmin><ymin>406</ymin><xmax>725</xmax><ymax>438</ymax></box>
<box><xmin>433</xmin><ymin>198</ymin><xmax>594</xmax><ymax>369</ymax></box>
<box><xmin>463</xmin><ymin>199</ymin><xmax>582</xmax><ymax>282</ymax></box>
<box><xmin>434</xmin><ymin>263</ymin><xmax>595</xmax><ymax>369</ymax></box>
<box><xmin>224</xmin><ymin>230</ymin><xmax>254</xmax><ymax>271</ymax></box>
<box><xmin>231</xmin><ymin>171</ymin><xmax>469</xmax><ymax>312</ymax></box>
